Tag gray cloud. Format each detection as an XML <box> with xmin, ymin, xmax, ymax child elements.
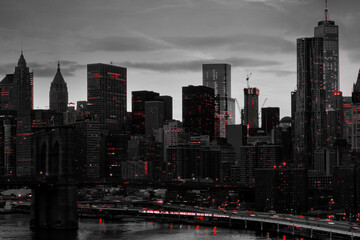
<box><xmin>259</xmin><ymin>69</ymin><xmax>295</xmax><ymax>77</ymax></box>
<box><xmin>118</xmin><ymin>57</ymin><xmax>281</xmax><ymax>72</ymax></box>
<box><xmin>80</xmin><ymin>36</ymin><xmax>171</xmax><ymax>52</ymax></box>
<box><xmin>30</xmin><ymin>61</ymin><xmax>84</xmax><ymax>78</ymax></box>
<box><xmin>166</xmin><ymin>35</ymin><xmax>295</xmax><ymax>53</ymax></box>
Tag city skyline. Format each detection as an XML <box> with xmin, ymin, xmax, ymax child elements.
<box><xmin>0</xmin><ymin>0</ymin><xmax>359</xmax><ymax>121</ymax></box>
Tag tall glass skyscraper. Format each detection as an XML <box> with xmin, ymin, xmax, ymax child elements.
<box><xmin>314</xmin><ymin>7</ymin><xmax>339</xmax><ymax>107</ymax></box>
<box><xmin>203</xmin><ymin>63</ymin><xmax>235</xmax><ymax>138</ymax></box>
<box><xmin>294</xmin><ymin>37</ymin><xmax>325</xmax><ymax>169</ymax></box>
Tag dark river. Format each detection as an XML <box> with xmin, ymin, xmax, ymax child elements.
<box><xmin>0</xmin><ymin>214</ymin><xmax>305</xmax><ymax>240</ymax></box>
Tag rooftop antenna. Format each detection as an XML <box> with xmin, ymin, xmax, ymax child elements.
<box><xmin>57</xmin><ymin>60</ymin><xmax>60</xmax><ymax>70</ymax></box>
<box><xmin>325</xmin><ymin>0</ymin><xmax>328</xmax><ymax>21</ymax></box>
<box><xmin>20</xmin><ymin>40</ymin><xmax>23</xmax><ymax>55</ymax></box>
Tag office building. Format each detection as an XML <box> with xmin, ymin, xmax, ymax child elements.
<box><xmin>132</xmin><ymin>91</ymin><xmax>159</xmax><ymax>135</ymax></box>
<box><xmin>261</xmin><ymin>107</ymin><xmax>280</xmax><ymax>134</ymax></box>
<box><xmin>87</xmin><ymin>63</ymin><xmax>127</xmax><ymax>131</ymax></box>
<box><xmin>203</xmin><ymin>64</ymin><xmax>235</xmax><ymax>138</ymax></box>
<box><xmin>182</xmin><ymin>85</ymin><xmax>215</xmax><ymax>138</ymax></box>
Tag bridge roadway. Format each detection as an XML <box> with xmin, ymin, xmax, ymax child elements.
<box><xmin>78</xmin><ymin>203</ymin><xmax>360</xmax><ymax>239</ymax></box>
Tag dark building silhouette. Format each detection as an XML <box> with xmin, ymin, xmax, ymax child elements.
<box><xmin>261</xmin><ymin>107</ymin><xmax>279</xmax><ymax>134</ymax></box>
<box><xmin>145</xmin><ymin>101</ymin><xmax>165</xmax><ymax>137</ymax></box>
<box><xmin>155</xmin><ymin>95</ymin><xmax>172</xmax><ymax>121</ymax></box>
<box><xmin>166</xmin><ymin>143</ymin><xmax>220</xmax><ymax>180</ymax></box>
<box><xmin>87</xmin><ymin>63</ymin><xmax>127</xmax><ymax>131</ymax></box>
<box><xmin>243</xmin><ymin>88</ymin><xmax>259</xmax><ymax>128</ymax></box>
<box><xmin>132</xmin><ymin>91</ymin><xmax>159</xmax><ymax>135</ymax></box>
<box><xmin>203</xmin><ymin>64</ymin><xmax>235</xmax><ymax>138</ymax></box>
<box><xmin>294</xmin><ymin>37</ymin><xmax>325</xmax><ymax>170</ymax></box>
<box><xmin>31</xmin><ymin>126</ymin><xmax>78</xmax><ymax>229</ymax></box>
<box><xmin>0</xmin><ymin>53</ymin><xmax>34</xmax><ymax>176</ymax></box>
<box><xmin>239</xmin><ymin>144</ymin><xmax>282</xmax><ymax>186</ymax></box>
<box><xmin>255</xmin><ymin>168</ymin><xmax>307</xmax><ymax>214</ymax></box>
<box><xmin>333</xmin><ymin>165</ymin><xmax>360</xmax><ymax>218</ymax></box>
<box><xmin>49</xmin><ymin>62</ymin><xmax>68</xmax><ymax>113</ymax></box>
<box><xmin>182</xmin><ymin>85</ymin><xmax>215</xmax><ymax>138</ymax></box>
<box><xmin>0</xmin><ymin>110</ymin><xmax>16</xmax><ymax>176</ymax></box>
<box><xmin>326</xmin><ymin>91</ymin><xmax>344</xmax><ymax>144</ymax></box>
<box><xmin>343</xmin><ymin>96</ymin><xmax>353</xmax><ymax>145</ymax></box>
<box><xmin>76</xmin><ymin>101</ymin><xmax>89</xmax><ymax>121</ymax></box>
<box><xmin>352</xmin><ymin>69</ymin><xmax>360</xmax><ymax>152</ymax></box>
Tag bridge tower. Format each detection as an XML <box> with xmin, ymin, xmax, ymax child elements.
<box><xmin>30</xmin><ymin>126</ymin><xmax>78</xmax><ymax>229</ymax></box>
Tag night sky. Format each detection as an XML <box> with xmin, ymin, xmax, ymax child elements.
<box><xmin>0</xmin><ymin>0</ymin><xmax>359</xmax><ymax>122</ymax></box>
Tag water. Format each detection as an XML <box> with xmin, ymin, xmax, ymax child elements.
<box><xmin>0</xmin><ymin>214</ymin><xmax>299</xmax><ymax>240</ymax></box>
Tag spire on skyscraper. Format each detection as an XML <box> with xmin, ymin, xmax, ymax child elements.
<box><xmin>17</xmin><ymin>51</ymin><xmax>26</xmax><ymax>68</ymax></box>
<box><xmin>52</xmin><ymin>61</ymin><xmax>66</xmax><ymax>85</ymax></box>
<box><xmin>324</xmin><ymin>0</ymin><xmax>328</xmax><ymax>21</ymax></box>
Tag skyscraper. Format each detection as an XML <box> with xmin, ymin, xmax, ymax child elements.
<box><xmin>243</xmin><ymin>88</ymin><xmax>259</xmax><ymax>128</ymax></box>
<box><xmin>0</xmin><ymin>53</ymin><xmax>33</xmax><ymax>176</ymax></box>
<box><xmin>262</xmin><ymin>107</ymin><xmax>280</xmax><ymax>134</ymax></box>
<box><xmin>87</xmin><ymin>63</ymin><xmax>127</xmax><ymax>131</ymax></box>
<box><xmin>14</xmin><ymin>53</ymin><xmax>33</xmax><ymax>176</ymax></box>
<box><xmin>145</xmin><ymin>101</ymin><xmax>165</xmax><ymax>137</ymax></box>
<box><xmin>182</xmin><ymin>85</ymin><xmax>215</xmax><ymax>138</ymax></box>
<box><xmin>49</xmin><ymin>62</ymin><xmax>68</xmax><ymax>113</ymax></box>
<box><xmin>352</xmin><ymin>69</ymin><xmax>360</xmax><ymax>152</ymax></box>
<box><xmin>131</xmin><ymin>91</ymin><xmax>160</xmax><ymax>135</ymax></box>
<box><xmin>203</xmin><ymin>64</ymin><xmax>235</xmax><ymax>138</ymax></box>
<box><xmin>314</xmin><ymin>3</ymin><xmax>339</xmax><ymax>108</ymax></box>
<box><xmin>294</xmin><ymin>37</ymin><xmax>325</xmax><ymax>169</ymax></box>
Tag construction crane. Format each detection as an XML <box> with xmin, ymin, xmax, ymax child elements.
<box><xmin>246</xmin><ymin>73</ymin><xmax>252</xmax><ymax>88</ymax></box>
<box><xmin>259</xmin><ymin>98</ymin><xmax>269</xmax><ymax>120</ymax></box>
<box><xmin>261</xmin><ymin>98</ymin><xmax>268</xmax><ymax>108</ymax></box>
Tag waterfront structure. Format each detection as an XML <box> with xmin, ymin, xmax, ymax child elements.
<box><xmin>49</xmin><ymin>62</ymin><xmax>68</xmax><ymax>113</ymax></box>
<box><xmin>243</xmin><ymin>88</ymin><xmax>259</xmax><ymax>129</ymax></box>
<box><xmin>203</xmin><ymin>64</ymin><xmax>235</xmax><ymax>138</ymax></box>
<box><xmin>182</xmin><ymin>85</ymin><xmax>215</xmax><ymax>138</ymax></box>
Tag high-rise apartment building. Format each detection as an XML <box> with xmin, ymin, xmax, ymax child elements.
<box><xmin>49</xmin><ymin>62</ymin><xmax>68</xmax><ymax>113</ymax></box>
<box><xmin>203</xmin><ymin>64</ymin><xmax>235</xmax><ymax>138</ymax></box>
<box><xmin>243</xmin><ymin>88</ymin><xmax>260</xmax><ymax>128</ymax></box>
<box><xmin>182</xmin><ymin>85</ymin><xmax>215</xmax><ymax>138</ymax></box>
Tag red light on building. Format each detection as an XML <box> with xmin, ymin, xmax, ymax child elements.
<box><xmin>334</xmin><ymin>91</ymin><xmax>342</xmax><ymax>96</ymax></box>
